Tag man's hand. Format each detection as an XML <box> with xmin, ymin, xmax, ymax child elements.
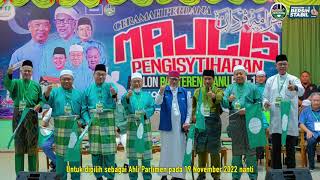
<box><xmin>34</xmin><ymin>104</ymin><xmax>41</xmax><ymax>113</ymax></box>
<box><xmin>288</xmin><ymin>81</ymin><xmax>296</xmax><ymax>91</ymax></box>
<box><xmin>239</xmin><ymin>108</ymin><xmax>246</xmax><ymax>115</ymax></box>
<box><xmin>229</xmin><ymin>94</ymin><xmax>236</xmax><ymax>102</ymax></box>
<box><xmin>182</xmin><ymin>123</ymin><xmax>190</xmax><ymax>132</ymax></box>
<box><xmin>126</xmin><ymin>89</ymin><xmax>133</xmax><ymax>99</ymax></box>
<box><xmin>264</xmin><ymin>101</ymin><xmax>271</xmax><ymax>110</ymax></box>
<box><xmin>45</xmin><ymin>85</ymin><xmax>52</xmax><ymax>98</ymax></box>
<box><xmin>41</xmin><ymin>121</ymin><xmax>49</xmax><ymax>127</ymax></box>
<box><xmin>306</xmin><ymin>130</ymin><xmax>314</xmax><ymax>139</ymax></box>
<box><xmin>7</xmin><ymin>66</ymin><xmax>13</xmax><ymax>75</ymax></box>
<box><xmin>207</xmin><ymin>87</ymin><xmax>216</xmax><ymax>99</ymax></box>
<box><xmin>159</xmin><ymin>85</ymin><xmax>166</xmax><ymax>95</ymax></box>
<box><xmin>78</xmin><ymin>121</ymin><xmax>87</xmax><ymax>129</ymax></box>
<box><xmin>110</xmin><ymin>86</ymin><xmax>116</xmax><ymax>95</ymax></box>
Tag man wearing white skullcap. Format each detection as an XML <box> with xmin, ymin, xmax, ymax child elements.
<box><xmin>43</xmin><ymin>69</ymin><xmax>83</xmax><ymax>180</ymax></box>
<box><xmin>121</xmin><ymin>72</ymin><xmax>155</xmax><ymax>180</ymax></box>
<box><xmin>69</xmin><ymin>44</ymin><xmax>83</xmax><ymax>68</ymax></box>
<box><xmin>222</xmin><ymin>65</ymin><xmax>261</xmax><ymax>180</ymax></box>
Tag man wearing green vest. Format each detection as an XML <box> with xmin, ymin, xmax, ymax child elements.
<box><xmin>4</xmin><ymin>60</ymin><xmax>43</xmax><ymax>175</ymax></box>
<box><xmin>81</xmin><ymin>64</ymin><xmax>118</xmax><ymax>180</ymax></box>
<box><xmin>192</xmin><ymin>70</ymin><xmax>223</xmax><ymax>180</ymax></box>
<box><xmin>44</xmin><ymin>69</ymin><xmax>83</xmax><ymax>180</ymax></box>
<box><xmin>121</xmin><ymin>72</ymin><xmax>155</xmax><ymax>180</ymax></box>
<box><xmin>222</xmin><ymin>65</ymin><xmax>261</xmax><ymax>180</ymax></box>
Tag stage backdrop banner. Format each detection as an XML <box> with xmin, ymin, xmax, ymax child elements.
<box><xmin>0</xmin><ymin>1</ymin><xmax>281</xmax><ymax>118</ymax></box>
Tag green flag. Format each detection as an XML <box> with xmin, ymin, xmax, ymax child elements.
<box><xmin>281</xmin><ymin>101</ymin><xmax>291</xmax><ymax>145</ymax></box>
<box><xmin>263</xmin><ymin>111</ymin><xmax>271</xmax><ymax>125</ymax></box>
<box><xmin>7</xmin><ymin>108</ymin><xmax>30</xmax><ymax>149</ymax></box>
<box><xmin>245</xmin><ymin>103</ymin><xmax>267</xmax><ymax>148</ymax></box>
<box><xmin>135</xmin><ymin>114</ymin><xmax>145</xmax><ymax>153</ymax></box>
<box><xmin>64</xmin><ymin>120</ymin><xmax>81</xmax><ymax>162</ymax></box>
<box><xmin>183</xmin><ymin>124</ymin><xmax>195</xmax><ymax>166</ymax></box>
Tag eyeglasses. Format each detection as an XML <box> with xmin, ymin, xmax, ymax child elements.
<box><xmin>55</xmin><ymin>19</ymin><xmax>75</xmax><ymax>25</ymax></box>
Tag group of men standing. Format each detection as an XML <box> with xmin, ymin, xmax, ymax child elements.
<box><xmin>5</xmin><ymin>53</ymin><xmax>308</xmax><ymax>180</ymax></box>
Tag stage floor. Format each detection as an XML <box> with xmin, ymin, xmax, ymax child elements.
<box><xmin>0</xmin><ymin>150</ymin><xmax>319</xmax><ymax>180</ymax></box>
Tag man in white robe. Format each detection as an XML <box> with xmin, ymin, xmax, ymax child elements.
<box><xmin>155</xmin><ymin>70</ymin><xmax>192</xmax><ymax>180</ymax></box>
<box><xmin>263</xmin><ymin>54</ymin><xmax>304</xmax><ymax>169</ymax></box>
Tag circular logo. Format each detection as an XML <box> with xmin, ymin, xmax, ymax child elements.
<box><xmin>137</xmin><ymin>123</ymin><xmax>144</xmax><ymax>139</ymax></box>
<box><xmin>104</xmin><ymin>5</ymin><xmax>115</xmax><ymax>16</ymax></box>
<box><xmin>282</xmin><ymin>114</ymin><xmax>288</xmax><ymax>131</ymax></box>
<box><xmin>270</xmin><ymin>3</ymin><xmax>287</xmax><ymax>20</ymax></box>
<box><xmin>248</xmin><ymin>117</ymin><xmax>262</xmax><ymax>134</ymax></box>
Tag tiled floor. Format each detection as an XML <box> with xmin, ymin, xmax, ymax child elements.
<box><xmin>1</xmin><ymin>150</ymin><xmax>319</xmax><ymax>180</ymax></box>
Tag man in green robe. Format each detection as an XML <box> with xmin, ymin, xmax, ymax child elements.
<box><xmin>4</xmin><ymin>60</ymin><xmax>43</xmax><ymax>175</ymax></box>
<box><xmin>192</xmin><ymin>70</ymin><xmax>224</xmax><ymax>180</ymax></box>
<box><xmin>82</xmin><ymin>64</ymin><xmax>118</xmax><ymax>180</ymax></box>
<box><xmin>222</xmin><ymin>65</ymin><xmax>261</xmax><ymax>180</ymax></box>
<box><xmin>43</xmin><ymin>69</ymin><xmax>83</xmax><ymax>180</ymax></box>
<box><xmin>121</xmin><ymin>72</ymin><xmax>155</xmax><ymax>180</ymax></box>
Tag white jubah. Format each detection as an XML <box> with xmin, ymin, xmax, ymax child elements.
<box><xmin>155</xmin><ymin>87</ymin><xmax>192</xmax><ymax>179</ymax></box>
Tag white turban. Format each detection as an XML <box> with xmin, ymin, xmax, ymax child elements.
<box><xmin>60</xmin><ymin>70</ymin><xmax>73</xmax><ymax>78</ymax></box>
<box><xmin>256</xmin><ymin>70</ymin><xmax>266</xmax><ymax>77</ymax></box>
<box><xmin>233</xmin><ymin>65</ymin><xmax>246</xmax><ymax>73</ymax></box>
<box><xmin>131</xmin><ymin>72</ymin><xmax>142</xmax><ymax>80</ymax></box>
<box><xmin>69</xmin><ymin>44</ymin><xmax>83</xmax><ymax>52</ymax></box>
<box><xmin>54</xmin><ymin>6</ymin><xmax>79</xmax><ymax>20</ymax></box>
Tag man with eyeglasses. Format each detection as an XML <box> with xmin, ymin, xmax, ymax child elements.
<box><xmin>76</xmin><ymin>17</ymin><xmax>107</xmax><ymax>66</ymax></box>
<box><xmin>82</xmin><ymin>64</ymin><xmax>118</xmax><ymax>180</ymax></box>
<box><xmin>155</xmin><ymin>70</ymin><xmax>192</xmax><ymax>180</ymax></box>
<box><xmin>10</xmin><ymin>9</ymin><xmax>51</xmax><ymax>82</ymax></box>
<box><xmin>263</xmin><ymin>54</ymin><xmax>304</xmax><ymax>169</ymax></box>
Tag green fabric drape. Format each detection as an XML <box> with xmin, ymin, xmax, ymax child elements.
<box><xmin>282</xmin><ymin>18</ymin><xmax>320</xmax><ymax>85</ymax></box>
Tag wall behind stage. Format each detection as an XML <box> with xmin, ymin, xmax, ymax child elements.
<box><xmin>0</xmin><ymin>1</ymin><xmax>281</xmax><ymax>118</ymax></box>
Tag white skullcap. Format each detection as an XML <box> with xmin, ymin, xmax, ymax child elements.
<box><xmin>256</xmin><ymin>70</ymin><xmax>266</xmax><ymax>77</ymax></box>
<box><xmin>302</xmin><ymin>99</ymin><xmax>311</xmax><ymax>107</ymax></box>
<box><xmin>60</xmin><ymin>69</ymin><xmax>73</xmax><ymax>77</ymax></box>
<box><xmin>233</xmin><ymin>65</ymin><xmax>246</xmax><ymax>73</ymax></box>
<box><xmin>69</xmin><ymin>44</ymin><xmax>83</xmax><ymax>52</ymax></box>
<box><xmin>131</xmin><ymin>72</ymin><xmax>142</xmax><ymax>80</ymax></box>
<box><xmin>55</xmin><ymin>6</ymin><xmax>79</xmax><ymax>20</ymax></box>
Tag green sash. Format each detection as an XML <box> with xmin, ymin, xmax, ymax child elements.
<box><xmin>7</xmin><ymin>108</ymin><xmax>30</xmax><ymax>149</ymax></box>
<box><xmin>183</xmin><ymin>124</ymin><xmax>195</xmax><ymax>166</ymax></box>
<box><xmin>245</xmin><ymin>103</ymin><xmax>267</xmax><ymax>148</ymax></box>
<box><xmin>281</xmin><ymin>101</ymin><xmax>291</xmax><ymax>145</ymax></box>
<box><xmin>64</xmin><ymin>119</ymin><xmax>81</xmax><ymax>162</ymax></box>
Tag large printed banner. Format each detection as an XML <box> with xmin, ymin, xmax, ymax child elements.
<box><xmin>0</xmin><ymin>1</ymin><xmax>281</xmax><ymax>118</ymax></box>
